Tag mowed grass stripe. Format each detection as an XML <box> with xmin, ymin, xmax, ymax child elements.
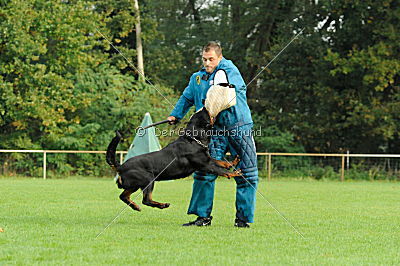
<box><xmin>1</xmin><ymin>178</ymin><xmax>399</xmax><ymax>264</ymax></box>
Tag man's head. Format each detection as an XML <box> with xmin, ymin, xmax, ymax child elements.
<box><xmin>202</xmin><ymin>41</ymin><xmax>223</xmax><ymax>73</ymax></box>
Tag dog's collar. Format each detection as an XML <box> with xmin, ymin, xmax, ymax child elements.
<box><xmin>185</xmin><ymin>132</ymin><xmax>208</xmax><ymax>149</ymax></box>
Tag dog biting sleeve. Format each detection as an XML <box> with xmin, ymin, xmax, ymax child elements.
<box><xmin>205</xmin><ymin>85</ymin><xmax>236</xmax><ymax>119</ymax></box>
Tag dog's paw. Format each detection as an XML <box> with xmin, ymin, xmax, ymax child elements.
<box><xmin>232</xmin><ymin>155</ymin><xmax>241</xmax><ymax>167</ymax></box>
<box><xmin>222</xmin><ymin>169</ymin><xmax>242</xmax><ymax>179</ymax></box>
<box><xmin>130</xmin><ymin>204</ymin><xmax>141</xmax><ymax>212</ymax></box>
<box><xmin>162</xmin><ymin>203</ymin><xmax>170</xmax><ymax>209</ymax></box>
<box><xmin>233</xmin><ymin>168</ymin><xmax>242</xmax><ymax>176</ymax></box>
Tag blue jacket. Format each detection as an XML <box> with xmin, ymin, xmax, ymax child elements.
<box><xmin>170</xmin><ymin>58</ymin><xmax>253</xmax><ymax>129</ymax></box>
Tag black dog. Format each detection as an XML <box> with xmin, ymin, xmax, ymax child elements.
<box><xmin>106</xmin><ymin>107</ymin><xmax>241</xmax><ymax>211</ymax></box>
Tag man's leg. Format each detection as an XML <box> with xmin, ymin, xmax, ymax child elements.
<box><xmin>187</xmin><ymin>134</ymin><xmax>228</xmax><ymax>218</ymax></box>
<box><xmin>187</xmin><ymin>172</ymin><xmax>217</xmax><ymax>218</ymax></box>
<box><xmin>228</xmin><ymin>125</ymin><xmax>259</xmax><ymax>224</ymax></box>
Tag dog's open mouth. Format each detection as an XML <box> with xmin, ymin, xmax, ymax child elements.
<box><xmin>210</xmin><ymin>116</ymin><xmax>216</xmax><ymax>125</ymax></box>
<box><xmin>202</xmin><ymin>107</ymin><xmax>215</xmax><ymax>126</ymax></box>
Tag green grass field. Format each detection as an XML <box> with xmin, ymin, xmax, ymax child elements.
<box><xmin>1</xmin><ymin>177</ymin><xmax>399</xmax><ymax>265</ymax></box>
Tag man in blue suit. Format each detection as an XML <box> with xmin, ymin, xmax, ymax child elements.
<box><xmin>167</xmin><ymin>41</ymin><xmax>258</xmax><ymax>228</ymax></box>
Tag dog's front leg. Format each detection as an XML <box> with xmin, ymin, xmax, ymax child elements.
<box><xmin>200</xmin><ymin>163</ymin><xmax>242</xmax><ymax>179</ymax></box>
<box><xmin>211</xmin><ymin>155</ymin><xmax>240</xmax><ymax>169</ymax></box>
<box><xmin>220</xmin><ymin>168</ymin><xmax>242</xmax><ymax>179</ymax></box>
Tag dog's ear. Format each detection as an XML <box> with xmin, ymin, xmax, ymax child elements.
<box><xmin>116</xmin><ymin>130</ymin><xmax>123</xmax><ymax>140</ymax></box>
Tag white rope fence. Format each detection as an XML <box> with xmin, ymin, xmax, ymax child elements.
<box><xmin>0</xmin><ymin>150</ymin><xmax>127</xmax><ymax>179</ymax></box>
<box><xmin>1</xmin><ymin>149</ymin><xmax>400</xmax><ymax>180</ymax></box>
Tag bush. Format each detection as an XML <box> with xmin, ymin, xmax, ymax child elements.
<box><xmin>309</xmin><ymin>166</ymin><xmax>338</xmax><ymax>180</ymax></box>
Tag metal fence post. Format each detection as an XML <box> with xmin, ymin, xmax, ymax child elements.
<box><xmin>264</xmin><ymin>154</ymin><xmax>268</xmax><ymax>172</ymax></box>
<box><xmin>341</xmin><ymin>155</ymin><xmax>345</xmax><ymax>181</ymax></box>
<box><xmin>268</xmin><ymin>153</ymin><xmax>272</xmax><ymax>181</ymax></box>
<box><xmin>43</xmin><ymin>151</ymin><xmax>47</xmax><ymax>180</ymax></box>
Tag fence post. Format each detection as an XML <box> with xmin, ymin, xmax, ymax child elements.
<box><xmin>120</xmin><ymin>152</ymin><xmax>123</xmax><ymax>164</ymax></box>
<box><xmin>264</xmin><ymin>154</ymin><xmax>268</xmax><ymax>172</ymax></box>
<box><xmin>268</xmin><ymin>153</ymin><xmax>272</xmax><ymax>181</ymax></box>
<box><xmin>43</xmin><ymin>151</ymin><xmax>47</xmax><ymax>180</ymax></box>
<box><xmin>341</xmin><ymin>155</ymin><xmax>345</xmax><ymax>181</ymax></box>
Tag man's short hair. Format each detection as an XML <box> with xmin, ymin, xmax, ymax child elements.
<box><xmin>203</xmin><ymin>41</ymin><xmax>222</xmax><ymax>56</ymax></box>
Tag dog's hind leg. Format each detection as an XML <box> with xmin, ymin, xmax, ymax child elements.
<box><xmin>142</xmin><ymin>191</ymin><xmax>170</xmax><ymax>209</ymax></box>
<box><xmin>119</xmin><ymin>188</ymin><xmax>141</xmax><ymax>211</ymax></box>
<box><xmin>142</xmin><ymin>182</ymin><xmax>170</xmax><ymax>209</ymax></box>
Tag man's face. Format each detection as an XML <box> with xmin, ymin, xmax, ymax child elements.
<box><xmin>202</xmin><ymin>49</ymin><xmax>222</xmax><ymax>73</ymax></box>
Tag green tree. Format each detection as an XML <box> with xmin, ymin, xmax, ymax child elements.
<box><xmin>0</xmin><ymin>0</ymin><xmax>176</xmax><ymax>175</ymax></box>
<box><xmin>252</xmin><ymin>0</ymin><xmax>400</xmax><ymax>153</ymax></box>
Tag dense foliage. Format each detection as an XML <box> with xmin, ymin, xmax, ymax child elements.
<box><xmin>145</xmin><ymin>0</ymin><xmax>400</xmax><ymax>154</ymax></box>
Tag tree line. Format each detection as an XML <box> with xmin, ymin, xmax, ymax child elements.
<box><xmin>0</xmin><ymin>0</ymin><xmax>399</xmax><ymax>175</ymax></box>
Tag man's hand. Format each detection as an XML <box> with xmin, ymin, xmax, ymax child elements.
<box><xmin>167</xmin><ymin>116</ymin><xmax>178</xmax><ymax>125</ymax></box>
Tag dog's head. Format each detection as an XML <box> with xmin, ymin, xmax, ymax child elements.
<box><xmin>185</xmin><ymin>107</ymin><xmax>213</xmax><ymax>140</ymax></box>
<box><xmin>189</xmin><ymin>107</ymin><xmax>213</xmax><ymax>126</ymax></box>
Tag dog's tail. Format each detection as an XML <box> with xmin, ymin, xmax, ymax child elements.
<box><xmin>106</xmin><ymin>130</ymin><xmax>122</xmax><ymax>171</ymax></box>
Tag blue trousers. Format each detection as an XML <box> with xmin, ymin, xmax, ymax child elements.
<box><xmin>187</xmin><ymin>124</ymin><xmax>258</xmax><ymax>223</ymax></box>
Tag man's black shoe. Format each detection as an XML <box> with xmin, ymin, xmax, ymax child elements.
<box><xmin>234</xmin><ymin>218</ymin><xmax>250</xmax><ymax>228</ymax></box>
<box><xmin>182</xmin><ymin>216</ymin><xmax>213</xmax><ymax>226</ymax></box>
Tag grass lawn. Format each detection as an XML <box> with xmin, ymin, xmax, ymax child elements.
<box><xmin>1</xmin><ymin>177</ymin><xmax>399</xmax><ymax>265</ymax></box>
